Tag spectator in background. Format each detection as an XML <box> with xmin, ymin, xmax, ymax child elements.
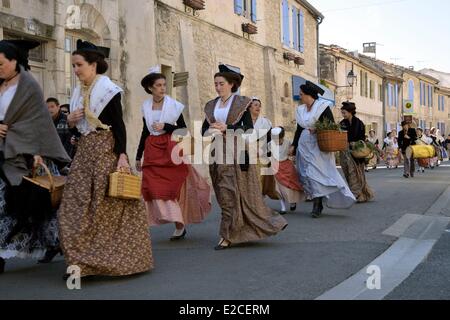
<box><xmin>46</xmin><ymin>98</ymin><xmax>75</xmax><ymax>163</ymax></box>
<box><xmin>60</xmin><ymin>104</ymin><xmax>70</xmax><ymax>115</ymax></box>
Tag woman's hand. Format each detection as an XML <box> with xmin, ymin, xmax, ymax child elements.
<box><xmin>67</xmin><ymin>109</ymin><xmax>84</xmax><ymax>128</ymax></box>
<box><xmin>33</xmin><ymin>155</ymin><xmax>44</xmax><ymax>168</ymax></box>
<box><xmin>117</xmin><ymin>153</ymin><xmax>131</xmax><ymax>172</ymax></box>
<box><xmin>309</xmin><ymin>128</ymin><xmax>317</xmax><ymax>134</ymax></box>
<box><xmin>152</xmin><ymin>122</ymin><xmax>165</xmax><ymax>132</ymax></box>
<box><xmin>211</xmin><ymin>122</ymin><xmax>227</xmax><ymax>133</ymax></box>
<box><xmin>0</xmin><ymin>124</ymin><xmax>8</xmax><ymax>138</ymax></box>
<box><xmin>135</xmin><ymin>159</ymin><xmax>142</xmax><ymax>173</ymax></box>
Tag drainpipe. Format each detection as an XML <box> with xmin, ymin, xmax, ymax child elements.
<box><xmin>317</xmin><ymin>16</ymin><xmax>323</xmax><ymax>81</ymax></box>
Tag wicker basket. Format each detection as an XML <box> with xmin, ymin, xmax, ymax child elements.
<box><xmin>317</xmin><ymin>130</ymin><xmax>348</xmax><ymax>152</ymax></box>
<box><xmin>23</xmin><ymin>163</ymin><xmax>66</xmax><ymax>209</ymax></box>
<box><xmin>108</xmin><ymin>170</ymin><xmax>142</xmax><ymax>200</ymax></box>
<box><xmin>351</xmin><ymin>142</ymin><xmax>373</xmax><ymax>159</ymax></box>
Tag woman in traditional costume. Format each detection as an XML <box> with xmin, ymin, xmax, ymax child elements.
<box><xmin>136</xmin><ymin>67</ymin><xmax>211</xmax><ymax>241</ymax></box>
<box><xmin>202</xmin><ymin>65</ymin><xmax>287</xmax><ymax>250</ymax></box>
<box><xmin>366</xmin><ymin>129</ymin><xmax>380</xmax><ymax>170</ymax></box>
<box><xmin>339</xmin><ymin>102</ymin><xmax>374</xmax><ymax>203</ymax></box>
<box><xmin>289</xmin><ymin>81</ymin><xmax>355</xmax><ymax>218</ymax></box>
<box><xmin>383</xmin><ymin>132</ymin><xmax>400</xmax><ymax>169</ymax></box>
<box><xmin>269</xmin><ymin>127</ymin><xmax>304</xmax><ymax>215</ymax></box>
<box><xmin>58</xmin><ymin>40</ymin><xmax>153</xmax><ymax>279</ymax></box>
<box><xmin>0</xmin><ymin>40</ymin><xmax>71</xmax><ymax>274</ymax></box>
<box><xmin>246</xmin><ymin>98</ymin><xmax>278</xmax><ymax>200</ymax></box>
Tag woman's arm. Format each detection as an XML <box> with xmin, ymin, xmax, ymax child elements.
<box><xmin>136</xmin><ymin>118</ymin><xmax>150</xmax><ymax>161</ymax></box>
<box><xmin>98</xmin><ymin>93</ymin><xmax>127</xmax><ymax>156</ymax></box>
<box><xmin>163</xmin><ymin>114</ymin><xmax>187</xmax><ymax>134</ymax></box>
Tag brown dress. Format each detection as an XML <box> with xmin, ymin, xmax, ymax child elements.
<box><xmin>203</xmin><ymin>96</ymin><xmax>287</xmax><ymax>244</ymax></box>
<box><xmin>58</xmin><ymin>131</ymin><xmax>153</xmax><ymax>277</ymax></box>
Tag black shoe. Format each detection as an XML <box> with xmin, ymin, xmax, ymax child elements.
<box><xmin>290</xmin><ymin>204</ymin><xmax>297</xmax><ymax>212</ymax></box>
<box><xmin>0</xmin><ymin>258</ymin><xmax>5</xmax><ymax>274</ymax></box>
<box><xmin>279</xmin><ymin>211</ymin><xmax>287</xmax><ymax>215</ymax></box>
<box><xmin>170</xmin><ymin>229</ymin><xmax>187</xmax><ymax>241</ymax></box>
<box><xmin>403</xmin><ymin>174</ymin><xmax>409</xmax><ymax>178</ymax></box>
<box><xmin>311</xmin><ymin>198</ymin><xmax>323</xmax><ymax>218</ymax></box>
<box><xmin>214</xmin><ymin>239</ymin><xmax>231</xmax><ymax>251</ymax></box>
<box><xmin>38</xmin><ymin>247</ymin><xmax>63</xmax><ymax>264</ymax></box>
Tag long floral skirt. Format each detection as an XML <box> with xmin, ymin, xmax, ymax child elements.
<box><xmin>58</xmin><ymin>131</ymin><xmax>153</xmax><ymax>277</ymax></box>
<box><xmin>340</xmin><ymin>151</ymin><xmax>374</xmax><ymax>203</ymax></box>
<box><xmin>210</xmin><ymin>163</ymin><xmax>287</xmax><ymax>244</ymax></box>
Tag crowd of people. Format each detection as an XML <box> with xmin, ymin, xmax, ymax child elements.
<box><xmin>0</xmin><ymin>38</ymin><xmax>447</xmax><ymax>281</ymax></box>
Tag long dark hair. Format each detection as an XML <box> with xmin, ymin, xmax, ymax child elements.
<box><xmin>72</xmin><ymin>50</ymin><xmax>109</xmax><ymax>74</ymax></box>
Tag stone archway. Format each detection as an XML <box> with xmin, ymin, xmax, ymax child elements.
<box><xmin>65</xmin><ymin>2</ymin><xmax>111</xmax><ymax>47</ymax></box>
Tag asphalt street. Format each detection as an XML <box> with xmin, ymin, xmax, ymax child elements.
<box><xmin>1</xmin><ymin>163</ymin><xmax>450</xmax><ymax>300</ymax></box>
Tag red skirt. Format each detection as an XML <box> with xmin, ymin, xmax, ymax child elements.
<box><xmin>274</xmin><ymin>160</ymin><xmax>303</xmax><ymax>192</ymax></box>
<box><xmin>142</xmin><ymin>134</ymin><xmax>189</xmax><ymax>201</ymax></box>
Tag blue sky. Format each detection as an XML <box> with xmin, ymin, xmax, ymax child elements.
<box><xmin>309</xmin><ymin>0</ymin><xmax>450</xmax><ymax>73</ymax></box>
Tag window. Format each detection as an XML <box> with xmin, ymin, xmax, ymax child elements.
<box><xmin>387</xmin><ymin>84</ymin><xmax>393</xmax><ymax>107</ymax></box>
<box><xmin>360</xmin><ymin>70</ymin><xmax>364</xmax><ymax>97</ymax></box>
<box><xmin>428</xmin><ymin>85</ymin><xmax>433</xmax><ymax>108</ymax></box>
<box><xmin>438</xmin><ymin>96</ymin><xmax>446</xmax><ymax>112</ymax></box>
<box><xmin>379</xmin><ymin>84</ymin><xmax>383</xmax><ymax>102</ymax></box>
<box><xmin>292</xmin><ymin>7</ymin><xmax>298</xmax><ymax>51</ymax></box>
<box><xmin>420</xmin><ymin>82</ymin><xmax>424</xmax><ymax>106</ymax></box>
<box><xmin>365</xmin><ymin>73</ymin><xmax>368</xmax><ymax>97</ymax></box>
<box><xmin>370</xmin><ymin>80</ymin><xmax>374</xmax><ymax>99</ymax></box>
<box><xmin>235</xmin><ymin>0</ymin><xmax>257</xmax><ymax>22</ymax></box>
<box><xmin>408</xmin><ymin>80</ymin><xmax>414</xmax><ymax>102</ymax></box>
<box><xmin>394</xmin><ymin>83</ymin><xmax>398</xmax><ymax>108</ymax></box>
<box><xmin>299</xmin><ymin>9</ymin><xmax>305</xmax><ymax>52</ymax></box>
<box><xmin>281</xmin><ymin>0</ymin><xmax>290</xmax><ymax>47</ymax></box>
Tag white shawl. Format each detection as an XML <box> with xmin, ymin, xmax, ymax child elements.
<box><xmin>246</xmin><ymin>116</ymin><xmax>272</xmax><ymax>142</ymax></box>
<box><xmin>70</xmin><ymin>75</ymin><xmax>123</xmax><ymax>136</ymax></box>
<box><xmin>295</xmin><ymin>99</ymin><xmax>331</xmax><ymax>129</ymax></box>
<box><xmin>142</xmin><ymin>95</ymin><xmax>185</xmax><ymax>136</ymax></box>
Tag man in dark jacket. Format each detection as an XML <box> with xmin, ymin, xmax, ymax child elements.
<box><xmin>398</xmin><ymin>121</ymin><xmax>417</xmax><ymax>178</ymax></box>
<box><xmin>47</xmin><ymin>98</ymin><xmax>75</xmax><ymax>168</ymax></box>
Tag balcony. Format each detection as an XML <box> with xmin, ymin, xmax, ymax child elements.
<box><xmin>283</xmin><ymin>52</ymin><xmax>296</xmax><ymax>62</ymax></box>
<box><xmin>183</xmin><ymin>0</ymin><xmax>205</xmax><ymax>11</ymax></box>
<box><xmin>242</xmin><ymin>23</ymin><xmax>258</xmax><ymax>35</ymax></box>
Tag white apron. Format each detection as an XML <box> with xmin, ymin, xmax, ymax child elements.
<box><xmin>295</xmin><ymin>100</ymin><xmax>355</xmax><ymax>209</ymax></box>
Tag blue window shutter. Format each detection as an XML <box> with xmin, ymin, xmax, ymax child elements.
<box><xmin>430</xmin><ymin>86</ymin><xmax>434</xmax><ymax>108</ymax></box>
<box><xmin>299</xmin><ymin>9</ymin><xmax>305</xmax><ymax>53</ymax></box>
<box><xmin>387</xmin><ymin>84</ymin><xmax>390</xmax><ymax>106</ymax></box>
<box><xmin>394</xmin><ymin>83</ymin><xmax>398</xmax><ymax>108</ymax></box>
<box><xmin>428</xmin><ymin>85</ymin><xmax>431</xmax><ymax>107</ymax></box>
<box><xmin>420</xmin><ymin>82</ymin><xmax>423</xmax><ymax>105</ymax></box>
<box><xmin>292</xmin><ymin>7</ymin><xmax>298</xmax><ymax>51</ymax></box>
<box><xmin>408</xmin><ymin>80</ymin><xmax>414</xmax><ymax>102</ymax></box>
<box><xmin>235</xmin><ymin>0</ymin><xmax>243</xmax><ymax>15</ymax></box>
<box><xmin>282</xmin><ymin>0</ymin><xmax>290</xmax><ymax>47</ymax></box>
<box><xmin>251</xmin><ymin>0</ymin><xmax>257</xmax><ymax>23</ymax></box>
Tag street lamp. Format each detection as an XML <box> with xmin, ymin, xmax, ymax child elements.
<box><xmin>336</xmin><ymin>69</ymin><xmax>357</xmax><ymax>89</ymax></box>
<box><xmin>346</xmin><ymin>70</ymin><xmax>357</xmax><ymax>87</ymax></box>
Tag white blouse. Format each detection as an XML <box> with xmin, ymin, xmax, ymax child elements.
<box><xmin>214</xmin><ymin>95</ymin><xmax>235</xmax><ymax>124</ymax></box>
<box><xmin>0</xmin><ymin>84</ymin><xmax>18</xmax><ymax>122</ymax></box>
<box><xmin>149</xmin><ymin>109</ymin><xmax>163</xmax><ymax>136</ymax></box>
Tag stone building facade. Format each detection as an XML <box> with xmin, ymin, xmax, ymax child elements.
<box><xmin>0</xmin><ymin>0</ymin><xmax>325</xmax><ymax>159</ymax></box>
<box><xmin>320</xmin><ymin>44</ymin><xmax>384</xmax><ymax>142</ymax></box>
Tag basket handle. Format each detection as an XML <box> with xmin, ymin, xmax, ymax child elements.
<box><xmin>32</xmin><ymin>162</ymin><xmax>55</xmax><ymax>192</ymax></box>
